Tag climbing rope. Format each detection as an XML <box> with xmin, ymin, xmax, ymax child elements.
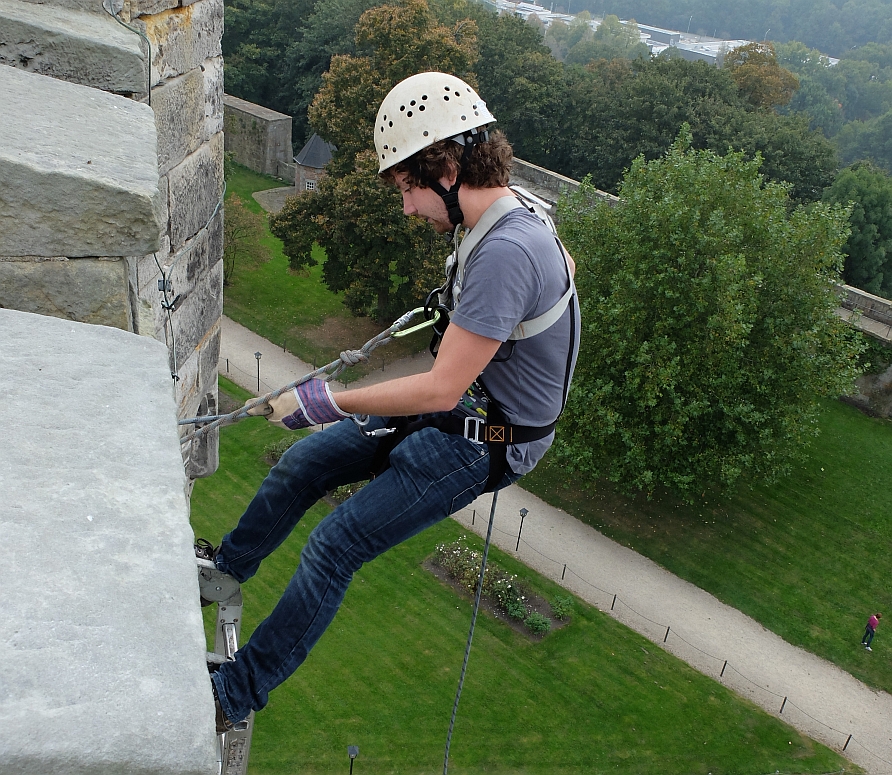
<box><xmin>443</xmin><ymin>489</ymin><xmax>499</xmax><ymax>775</ymax></box>
<box><xmin>179</xmin><ymin>306</ymin><xmax>441</xmax><ymax>445</ymax></box>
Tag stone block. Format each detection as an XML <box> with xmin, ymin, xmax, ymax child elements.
<box><xmin>17</xmin><ymin>0</ymin><xmax>119</xmax><ymax>17</ymax></box>
<box><xmin>137</xmin><ymin>0</ymin><xmax>223</xmax><ymax>86</ymax></box>
<box><xmin>0</xmin><ymin>67</ymin><xmax>163</xmax><ymax>258</ymax></box>
<box><xmin>133</xmin><ymin>0</ymin><xmax>178</xmax><ymax>18</ymax></box>
<box><xmin>202</xmin><ymin>55</ymin><xmax>224</xmax><ymax>142</ymax></box>
<box><xmin>168</xmin><ymin>131</ymin><xmax>224</xmax><ymax>248</ymax></box>
<box><xmin>169</xmin><ymin>256</ymin><xmax>223</xmax><ymax>368</ymax></box>
<box><xmin>153</xmin><ymin>67</ymin><xmax>206</xmax><ymax>176</ymax></box>
<box><xmin>0</xmin><ymin>0</ymin><xmax>148</xmax><ymax>94</ymax></box>
<box><xmin>0</xmin><ymin>307</ymin><xmax>217</xmax><ymax>775</ymax></box>
<box><xmin>0</xmin><ymin>257</ymin><xmax>133</xmax><ymax>330</ymax></box>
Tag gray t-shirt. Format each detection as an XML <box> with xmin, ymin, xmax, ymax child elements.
<box><xmin>450</xmin><ymin>205</ymin><xmax>580</xmax><ymax>474</ymax></box>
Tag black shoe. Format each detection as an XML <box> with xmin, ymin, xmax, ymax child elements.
<box><xmin>195</xmin><ymin>538</ymin><xmax>220</xmax><ymax>563</ymax></box>
<box><xmin>195</xmin><ymin>539</ymin><xmax>222</xmax><ymax>607</ymax></box>
<box><xmin>211</xmin><ymin>679</ymin><xmax>235</xmax><ymax>735</ymax></box>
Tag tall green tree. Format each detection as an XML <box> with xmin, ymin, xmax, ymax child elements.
<box><xmin>565</xmin><ymin>14</ymin><xmax>649</xmax><ymax>65</ymax></box>
<box><xmin>835</xmin><ymin>108</ymin><xmax>892</xmax><ymax>171</ymax></box>
<box><xmin>823</xmin><ymin>162</ymin><xmax>892</xmax><ymax>297</ymax></box>
<box><xmin>723</xmin><ymin>42</ymin><xmax>800</xmax><ymax>110</ymax></box>
<box><xmin>555</xmin><ymin>128</ymin><xmax>861</xmax><ymax>499</ymax></box>
<box><xmin>270</xmin><ymin>0</ymin><xmax>474</xmax><ymax>320</ymax></box>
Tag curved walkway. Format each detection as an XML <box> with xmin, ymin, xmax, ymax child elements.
<box><xmin>218</xmin><ymin>314</ymin><xmax>892</xmax><ymax>774</ymax></box>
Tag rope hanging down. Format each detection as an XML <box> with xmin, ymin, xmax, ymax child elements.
<box><xmin>179</xmin><ymin>306</ymin><xmax>441</xmax><ymax>445</ymax></box>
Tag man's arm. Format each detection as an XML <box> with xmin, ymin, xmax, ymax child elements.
<box><xmin>334</xmin><ymin>323</ymin><xmax>502</xmax><ymax>417</ymax></box>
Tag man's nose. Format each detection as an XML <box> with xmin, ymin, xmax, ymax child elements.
<box><xmin>402</xmin><ymin>191</ymin><xmax>415</xmax><ymax>216</ymax></box>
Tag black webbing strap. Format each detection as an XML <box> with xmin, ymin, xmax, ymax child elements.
<box><xmin>367</xmin><ymin>407</ymin><xmax>555</xmax><ymax>492</ymax></box>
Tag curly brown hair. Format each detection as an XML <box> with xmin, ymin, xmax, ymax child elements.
<box><xmin>383</xmin><ymin>130</ymin><xmax>513</xmax><ymax>189</ymax></box>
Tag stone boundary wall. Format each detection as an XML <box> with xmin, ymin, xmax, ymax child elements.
<box><xmin>223</xmin><ymin>93</ymin><xmax>293</xmax><ymax>179</ymax></box>
<box><xmin>0</xmin><ymin>0</ymin><xmax>225</xmax><ymax>479</ymax></box>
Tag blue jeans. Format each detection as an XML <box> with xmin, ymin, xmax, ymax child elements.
<box><xmin>211</xmin><ymin>416</ymin><xmax>520</xmax><ymax>723</ymax></box>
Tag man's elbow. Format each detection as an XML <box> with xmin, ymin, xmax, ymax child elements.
<box><xmin>427</xmin><ymin>382</ymin><xmax>468</xmax><ymax>413</ymax></box>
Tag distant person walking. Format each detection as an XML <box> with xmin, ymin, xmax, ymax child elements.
<box><xmin>861</xmin><ymin>612</ymin><xmax>881</xmax><ymax>650</ymax></box>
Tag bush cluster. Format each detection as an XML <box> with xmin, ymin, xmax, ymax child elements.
<box><xmin>263</xmin><ymin>437</ymin><xmax>298</xmax><ymax>463</ymax></box>
<box><xmin>434</xmin><ymin>536</ymin><xmax>551</xmax><ymax>635</ymax></box>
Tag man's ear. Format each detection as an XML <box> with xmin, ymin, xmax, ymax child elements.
<box><xmin>439</xmin><ymin>160</ymin><xmax>460</xmax><ymax>190</ymax></box>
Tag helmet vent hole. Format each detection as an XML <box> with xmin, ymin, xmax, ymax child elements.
<box><xmin>419</xmin><ymin>105</ymin><xmax>425</xmax><ymax>111</ymax></box>
<box><xmin>444</xmin><ymin>95</ymin><xmax>449</xmax><ymax>101</ymax></box>
<box><xmin>392</xmin><ymin>147</ymin><xmax>397</xmax><ymax>153</ymax></box>
<box><xmin>389</xmin><ymin>121</ymin><xmax>393</xmax><ymax>127</ymax></box>
<box><xmin>423</xmin><ymin>130</ymin><xmax>429</xmax><ymax>136</ymax></box>
<box><xmin>407</xmin><ymin>111</ymin><xmax>413</xmax><ymax>117</ymax></box>
<box><xmin>400</xmin><ymin>105</ymin><xmax>405</xmax><ymax>111</ymax></box>
<box><xmin>461</xmin><ymin>115</ymin><xmax>466</xmax><ymax>121</ymax></box>
<box><xmin>422</xmin><ymin>94</ymin><xmax>428</xmax><ymax>100</ymax></box>
<box><xmin>410</xmin><ymin>100</ymin><xmax>416</xmax><ymax>106</ymax></box>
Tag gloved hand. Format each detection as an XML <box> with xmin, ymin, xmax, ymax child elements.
<box><xmin>245</xmin><ymin>378</ymin><xmax>350</xmax><ymax>430</ymax></box>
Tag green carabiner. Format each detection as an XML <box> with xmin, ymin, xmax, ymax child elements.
<box><xmin>391</xmin><ymin>306</ymin><xmax>443</xmax><ymax>339</ymax></box>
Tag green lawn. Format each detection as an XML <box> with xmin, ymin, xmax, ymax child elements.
<box><xmin>524</xmin><ymin>398</ymin><xmax>892</xmax><ymax>695</ymax></box>
<box><xmin>191</xmin><ymin>380</ymin><xmax>854</xmax><ymax>775</ymax></box>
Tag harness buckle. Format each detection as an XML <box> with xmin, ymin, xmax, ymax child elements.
<box><xmin>463</xmin><ymin>415</ymin><xmax>486</xmax><ymax>444</ymax></box>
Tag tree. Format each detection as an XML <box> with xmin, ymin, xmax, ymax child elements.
<box><xmin>823</xmin><ymin>162</ymin><xmax>892</xmax><ymax>297</ymax></box>
<box><xmin>723</xmin><ymin>42</ymin><xmax>800</xmax><ymax>110</ymax></box>
<box><xmin>223</xmin><ymin>194</ymin><xmax>273</xmax><ymax>286</ymax></box>
<box><xmin>270</xmin><ymin>151</ymin><xmax>444</xmax><ymax>319</ymax></box>
<box><xmin>835</xmin><ymin>108</ymin><xmax>892</xmax><ymax>172</ymax></box>
<box><xmin>565</xmin><ymin>14</ymin><xmax>649</xmax><ymax>65</ymax></box>
<box><xmin>554</xmin><ymin>128</ymin><xmax>861</xmax><ymax>499</ymax></box>
<box><xmin>272</xmin><ymin>0</ymin><xmax>473</xmax><ymax>320</ymax></box>
<box><xmin>471</xmin><ymin>8</ymin><xmax>563</xmax><ymax>164</ymax></box>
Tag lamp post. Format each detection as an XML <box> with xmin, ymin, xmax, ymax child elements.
<box><xmin>516</xmin><ymin>508</ymin><xmax>529</xmax><ymax>551</ymax></box>
<box><xmin>686</xmin><ymin>14</ymin><xmax>693</xmax><ymax>33</ymax></box>
<box><xmin>348</xmin><ymin>746</ymin><xmax>359</xmax><ymax>774</ymax></box>
<box><xmin>763</xmin><ymin>28</ymin><xmax>771</xmax><ymax>41</ymax></box>
<box><xmin>254</xmin><ymin>351</ymin><xmax>262</xmax><ymax>392</ymax></box>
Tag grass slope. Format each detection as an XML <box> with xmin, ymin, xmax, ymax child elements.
<box><xmin>190</xmin><ymin>380</ymin><xmax>853</xmax><ymax>775</ymax></box>
<box><xmin>524</xmin><ymin>398</ymin><xmax>892</xmax><ymax>695</ymax></box>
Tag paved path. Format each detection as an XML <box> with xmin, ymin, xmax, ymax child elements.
<box><xmin>218</xmin><ymin>313</ymin><xmax>892</xmax><ymax>774</ymax></box>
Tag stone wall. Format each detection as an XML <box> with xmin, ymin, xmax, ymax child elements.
<box><xmin>0</xmin><ymin>308</ymin><xmax>217</xmax><ymax>775</ymax></box>
<box><xmin>0</xmin><ymin>0</ymin><xmax>225</xmax><ymax>479</ymax></box>
<box><xmin>223</xmin><ymin>93</ymin><xmax>293</xmax><ymax>179</ymax></box>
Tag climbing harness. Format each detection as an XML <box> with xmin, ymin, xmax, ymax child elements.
<box><xmin>178</xmin><ymin>306</ymin><xmax>442</xmax><ymax>445</ymax></box>
<box><xmin>371</xmin><ymin>186</ymin><xmax>579</xmax><ymax>492</ymax></box>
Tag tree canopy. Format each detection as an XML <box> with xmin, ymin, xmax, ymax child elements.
<box><xmin>723</xmin><ymin>42</ymin><xmax>799</xmax><ymax>109</ymax></box>
<box><xmin>270</xmin><ymin>0</ymin><xmax>471</xmax><ymax>320</ymax></box>
<box><xmin>554</xmin><ymin>129</ymin><xmax>862</xmax><ymax>499</ymax></box>
<box><xmin>823</xmin><ymin>161</ymin><xmax>892</xmax><ymax>297</ymax></box>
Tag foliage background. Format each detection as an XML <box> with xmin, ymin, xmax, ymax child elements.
<box><xmin>556</xmin><ymin>130</ymin><xmax>862</xmax><ymax>498</ymax></box>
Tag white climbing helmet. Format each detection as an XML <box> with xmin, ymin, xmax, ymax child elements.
<box><xmin>375</xmin><ymin>72</ymin><xmax>496</xmax><ymax>174</ymax></box>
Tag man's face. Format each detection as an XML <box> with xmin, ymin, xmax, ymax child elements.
<box><xmin>392</xmin><ymin>171</ymin><xmax>454</xmax><ymax>234</ymax></box>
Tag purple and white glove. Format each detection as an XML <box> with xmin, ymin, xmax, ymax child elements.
<box><xmin>245</xmin><ymin>378</ymin><xmax>350</xmax><ymax>429</ymax></box>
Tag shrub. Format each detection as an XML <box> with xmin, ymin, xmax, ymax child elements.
<box><xmin>329</xmin><ymin>482</ymin><xmax>366</xmax><ymax>502</ymax></box>
<box><xmin>434</xmin><ymin>537</ymin><xmax>545</xmax><ymax>633</ymax></box>
<box><xmin>524</xmin><ymin>612</ymin><xmax>551</xmax><ymax>635</ymax></box>
<box><xmin>551</xmin><ymin>595</ymin><xmax>574</xmax><ymax>620</ymax></box>
<box><xmin>506</xmin><ymin>598</ymin><xmax>528</xmax><ymax>620</ymax></box>
<box><xmin>263</xmin><ymin>436</ymin><xmax>298</xmax><ymax>463</ymax></box>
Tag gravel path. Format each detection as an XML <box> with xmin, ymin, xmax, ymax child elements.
<box><xmin>217</xmin><ymin>314</ymin><xmax>892</xmax><ymax>775</ymax></box>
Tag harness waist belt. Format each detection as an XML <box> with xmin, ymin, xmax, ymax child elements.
<box><xmin>438</xmin><ymin>411</ymin><xmax>557</xmax><ymax>445</ymax></box>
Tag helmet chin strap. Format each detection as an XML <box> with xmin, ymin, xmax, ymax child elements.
<box><xmin>427</xmin><ymin>128</ymin><xmax>489</xmax><ymax>227</ymax></box>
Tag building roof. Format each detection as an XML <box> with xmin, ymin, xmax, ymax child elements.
<box><xmin>294</xmin><ymin>133</ymin><xmax>335</xmax><ymax>169</ymax></box>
